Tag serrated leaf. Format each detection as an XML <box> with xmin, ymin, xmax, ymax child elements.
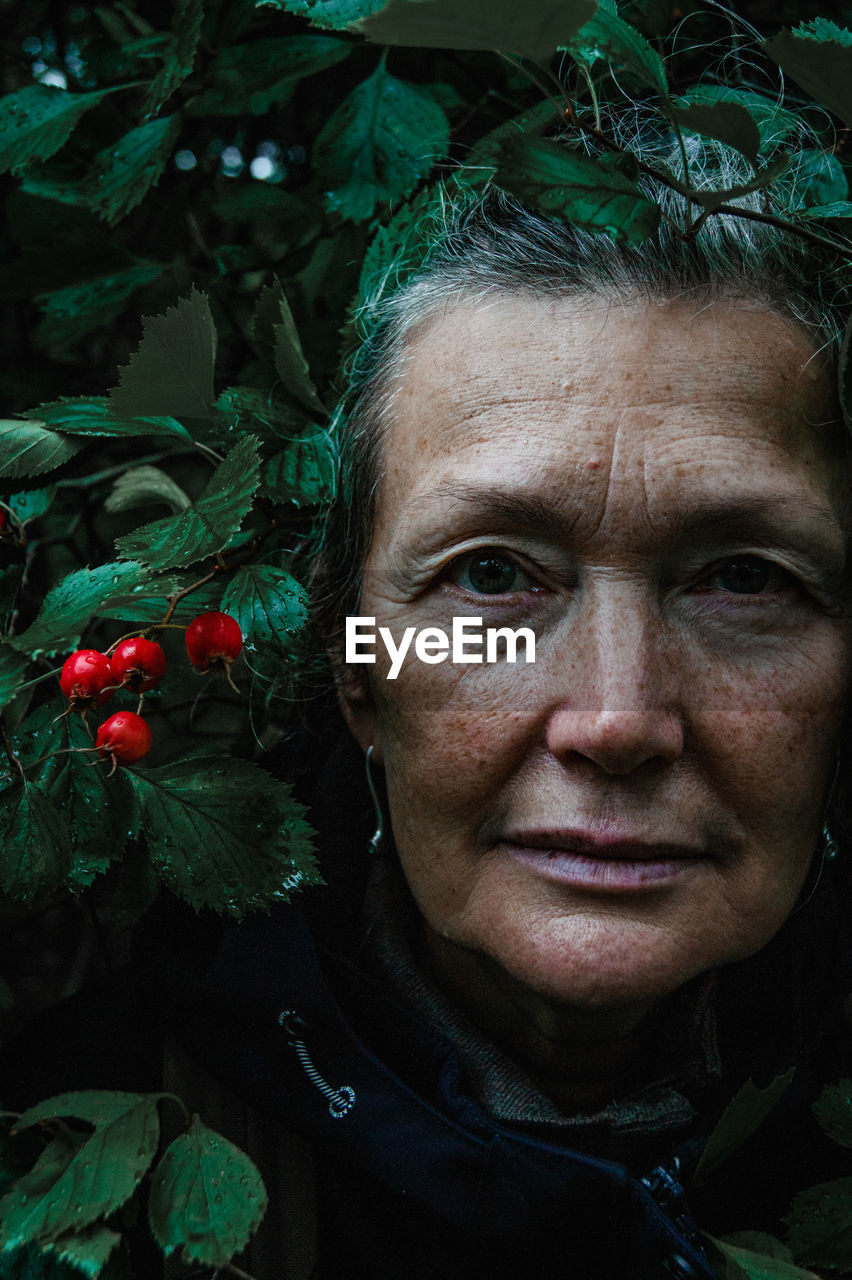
<box><xmin>799</xmin><ymin>201</ymin><xmax>852</xmax><ymax>220</ymax></box>
<box><xmin>188</xmin><ymin>35</ymin><xmax>351</xmax><ymax>116</ymax></box>
<box><xmin>215</xmin><ymin>386</ymin><xmax>313</xmax><ymax>443</ymax></box>
<box><xmin>784</xmin><ymin>1178</ymin><xmax>852</xmax><ymax>1269</ymax></box>
<box><xmin>695</xmin><ymin>1069</ymin><xmax>794</xmax><ymax>1183</ymax></box>
<box><xmin>704</xmin><ymin>1233</ymin><xmax>820</xmax><ymax>1280</ymax></box>
<box><xmin>0</xmin><ymin>86</ymin><xmax>112</xmax><ymax>175</ymax></box>
<box><xmin>668</xmin><ymin>100</ymin><xmax>761</xmax><ymax>169</ymax></box>
<box><xmin>8</xmin><ymin>561</ymin><xmax>153</xmax><ymax>658</ymax></box>
<box><xmin>564</xmin><ymin>6</ymin><xmax>667</xmax><ymax>95</ymax></box>
<box><xmin>0</xmin><ymin>421</ymin><xmax>86</xmax><ymax>481</ymax></box>
<box><xmin>127</xmin><ymin>756</ymin><xmax>319</xmax><ymax>916</ymax></box>
<box><xmin>36</xmin><ymin>263</ymin><xmax>164</xmax><ymax>327</ymax></box>
<box><xmin>0</xmin><ymin>784</ymin><xmax>71</xmax><ymax>901</ymax></box>
<box><xmin>0</xmin><ymin>646</ymin><xmax>28</xmax><ymax>713</ymax></box>
<box><xmin>24</xmin><ymin>398</ymin><xmax>192</xmax><ymax>442</ymax></box>
<box><xmin>765</xmin><ymin>20</ymin><xmax>852</xmax><ymax>130</ymax></box>
<box><xmin>143</xmin><ymin>0</ymin><xmax>204</xmax><ymax>116</ymax></box>
<box><xmin>49</xmin><ymin>720</ymin><xmax>132</xmax><ymax>887</ymax></box>
<box><xmin>44</xmin><ymin>1222</ymin><xmax>122</xmax><ymax>1278</ymax></box>
<box><xmin>257</xmin><ymin>0</ymin><xmax>385</xmax><ymax>30</ymax></box>
<box><xmin>86</xmin><ymin>114</ymin><xmax>182</xmax><ymax>225</ymax></box>
<box><xmin>109</xmin><ymin>289</ymin><xmax>217</xmax><ymax>421</ymax></box>
<box><xmin>812</xmin><ymin>1079</ymin><xmax>852</xmax><ymax>1148</ymax></box>
<box><xmin>1</xmin><ymin>1094</ymin><xmax>160</xmax><ymax>1246</ymax></box>
<box><xmin>495</xmin><ymin>136</ymin><xmax>661</xmax><ymax>244</ymax></box>
<box><xmin>114</xmin><ymin>437</ymin><xmax>260</xmax><ymax>570</ymax></box>
<box><xmin>355</xmin><ymin>0</ymin><xmax>596</xmax><ymax>59</ymax></box>
<box><xmin>221</xmin><ymin>564</ymin><xmax>309</xmax><ymax>666</ymax></box>
<box><xmin>148</xmin><ymin>1115</ymin><xmax>266</xmax><ymax>1266</ymax></box>
<box><xmin>312</xmin><ymin>61</ymin><xmax>451</xmax><ymax>222</ymax></box>
<box><xmin>96</xmin><ymin>576</ymin><xmax>223</xmax><ymax>625</ymax></box>
<box><xmin>8</xmin><ymin>487</ymin><xmax>57</xmax><ymax>525</ymax></box>
<box><xmin>677</xmin><ymin>86</ymin><xmax>799</xmax><ymax>151</ymax></box>
<box><xmin>105</xmin><ymin>466</ymin><xmax>191</xmax><ymax>515</ymax></box>
<box><xmin>261</xmin><ymin>432</ymin><xmax>335</xmax><ymax>506</ymax></box>
<box><xmin>252</xmin><ymin>281</ymin><xmax>325</xmax><ymax>415</ymax></box>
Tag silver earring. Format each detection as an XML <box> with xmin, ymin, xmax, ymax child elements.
<box><xmin>822</xmin><ymin>824</ymin><xmax>839</xmax><ymax>862</ymax></box>
<box><xmin>365</xmin><ymin>745</ymin><xmax>384</xmax><ymax>854</ymax></box>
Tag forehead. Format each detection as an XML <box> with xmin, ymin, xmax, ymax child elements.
<box><xmin>371</xmin><ymin>294</ymin><xmax>845</xmax><ymax>549</ymax></box>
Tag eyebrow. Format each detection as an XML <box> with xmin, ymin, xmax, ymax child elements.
<box><xmin>403</xmin><ymin>483</ymin><xmax>848</xmax><ymax>568</ymax></box>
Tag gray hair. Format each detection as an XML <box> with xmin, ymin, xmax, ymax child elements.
<box><xmin>311</xmin><ymin>122</ymin><xmax>851</xmax><ymax>640</ymax></box>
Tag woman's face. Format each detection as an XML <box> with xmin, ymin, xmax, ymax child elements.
<box><xmin>341</xmin><ymin>294</ymin><xmax>852</xmax><ymax>1012</ymax></box>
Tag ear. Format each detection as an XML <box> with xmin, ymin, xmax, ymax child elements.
<box><xmin>333</xmin><ymin>661</ymin><xmax>384</xmax><ymax>764</ymax></box>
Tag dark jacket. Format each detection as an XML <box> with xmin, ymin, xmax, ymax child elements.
<box><xmin>4</xmin><ymin>737</ymin><xmax>852</xmax><ymax>1280</ymax></box>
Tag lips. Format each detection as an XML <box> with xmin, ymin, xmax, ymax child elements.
<box><xmin>505</xmin><ymin>829</ymin><xmax>702</xmax><ymax>861</ymax></box>
<box><xmin>501</xmin><ymin>829</ymin><xmax>705</xmax><ymax>890</ymax></box>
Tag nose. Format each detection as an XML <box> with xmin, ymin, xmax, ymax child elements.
<box><xmin>544</xmin><ymin>583</ymin><xmax>685</xmax><ymax>776</ymax></box>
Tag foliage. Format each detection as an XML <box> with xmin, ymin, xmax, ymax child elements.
<box><xmin>1</xmin><ymin>0</ymin><xmax>851</xmax><ymax>1272</ymax></box>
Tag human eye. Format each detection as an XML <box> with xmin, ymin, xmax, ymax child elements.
<box><xmin>693</xmin><ymin>555</ymin><xmax>797</xmax><ymax>596</ymax></box>
<box><xmin>445</xmin><ymin>548</ymin><xmax>537</xmax><ymax>596</ymax></box>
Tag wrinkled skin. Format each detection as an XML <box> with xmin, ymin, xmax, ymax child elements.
<box><xmin>338</xmin><ymin>295</ymin><xmax>852</xmax><ymax>1102</ymax></box>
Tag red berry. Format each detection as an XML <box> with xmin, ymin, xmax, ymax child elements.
<box><xmin>95</xmin><ymin>711</ymin><xmax>152</xmax><ymax>765</ymax></box>
<box><xmin>110</xmin><ymin>637</ymin><xmax>167</xmax><ymax>693</ymax></box>
<box><xmin>60</xmin><ymin>650</ymin><xmax>113</xmax><ymax>707</ymax></box>
<box><xmin>185</xmin><ymin>612</ymin><xmax>243</xmax><ymax>672</ymax></box>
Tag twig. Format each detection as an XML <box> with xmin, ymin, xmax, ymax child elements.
<box><xmin>0</xmin><ymin>715</ymin><xmax>26</xmax><ymax>784</ymax></box>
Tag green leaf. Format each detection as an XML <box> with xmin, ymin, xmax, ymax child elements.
<box><xmin>0</xmin><ymin>784</ymin><xmax>71</xmax><ymax>901</ymax></box>
<box><xmin>147</xmin><ymin>1115</ymin><xmax>267</xmax><ymax>1266</ymax></box>
<box><xmin>675</xmin><ymin>85</ymin><xmax>799</xmax><ymax>151</ymax></box>
<box><xmin>36</xmin><ymin>263</ymin><xmax>165</xmax><ymax>327</ymax></box>
<box><xmin>668</xmin><ymin>100</ymin><xmax>761</xmax><ymax>169</ymax></box>
<box><xmin>0</xmin><ymin>421</ymin><xmax>86</xmax><ymax>481</ymax></box>
<box><xmin>105</xmin><ymin>466</ymin><xmax>191</xmax><ymax>515</ymax></box>
<box><xmin>765</xmin><ymin>20</ymin><xmax>852</xmax><ymax>130</ymax></box>
<box><xmin>355</xmin><ymin>0</ymin><xmax>596</xmax><ymax>59</ymax></box>
<box><xmin>188</xmin><ymin>36</ymin><xmax>351</xmax><ymax>116</ymax></box>
<box><xmin>799</xmin><ymin>201</ymin><xmax>852</xmax><ymax>220</ymax></box>
<box><xmin>312</xmin><ymin>61</ymin><xmax>451</xmax><ymax>222</ymax></box>
<box><xmin>127</xmin><ymin>755</ymin><xmax>320</xmax><ymax>916</ymax></box>
<box><xmin>221</xmin><ymin>564</ymin><xmax>309</xmax><ymax>666</ymax></box>
<box><xmin>114</xmin><ymin>437</ymin><xmax>260</xmax><ymax>570</ymax></box>
<box><xmin>0</xmin><ymin>86</ymin><xmax>113</xmax><ymax>175</ymax></box>
<box><xmin>25</xmin><ymin>398</ymin><xmax>192</xmax><ymax>442</ymax></box>
<box><xmin>0</xmin><ymin>646</ymin><xmax>28</xmax><ymax>713</ymax></box>
<box><xmin>495</xmin><ymin>136</ymin><xmax>661</xmax><ymax>244</ymax></box>
<box><xmin>258</xmin><ymin>0</ymin><xmax>386</xmax><ymax>30</ymax></box>
<box><xmin>49</xmin><ymin>720</ymin><xmax>132</xmax><ymax>887</ymax></box>
<box><xmin>8</xmin><ymin>561</ymin><xmax>153</xmax><ymax>657</ymax></box>
<box><xmin>253</xmin><ymin>281</ymin><xmax>325</xmax><ymax>415</ymax></box>
<box><xmin>792</xmin><ymin>150</ymin><xmax>848</xmax><ymax>209</ymax></box>
<box><xmin>96</xmin><ymin>576</ymin><xmax>223</xmax><ymax>625</ymax></box>
<box><xmin>109</xmin><ymin>289</ymin><xmax>217</xmax><ymax>421</ymax></box>
<box><xmin>694</xmin><ymin>1069</ymin><xmax>794</xmax><ymax>1183</ymax></box>
<box><xmin>86</xmin><ymin>114</ymin><xmax>182</xmax><ymax>225</ymax></box>
<box><xmin>261</xmin><ymin>432</ymin><xmax>336</xmax><ymax>506</ymax></box>
<box><xmin>143</xmin><ymin>0</ymin><xmax>204</xmax><ymax>117</ymax></box>
<box><xmin>8</xmin><ymin>487</ymin><xmax>56</xmax><ymax>526</ymax></box>
<box><xmin>812</xmin><ymin>1078</ymin><xmax>852</xmax><ymax>1148</ymax></box>
<box><xmin>564</xmin><ymin>6</ymin><xmax>667</xmax><ymax>95</ymax></box>
<box><xmin>703</xmin><ymin>1233</ymin><xmax>820</xmax><ymax>1280</ymax></box>
<box><xmin>37</xmin><ymin>1222</ymin><xmax>122</xmax><ymax>1279</ymax></box>
<box><xmin>215</xmin><ymin>386</ymin><xmax>312</xmax><ymax>443</ymax></box>
<box><xmin>784</xmin><ymin>1178</ymin><xmax>852</xmax><ymax>1270</ymax></box>
<box><xmin>2</xmin><ymin>1094</ymin><xmax>160</xmax><ymax>1245</ymax></box>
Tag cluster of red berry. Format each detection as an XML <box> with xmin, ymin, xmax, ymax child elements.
<box><xmin>59</xmin><ymin>612</ymin><xmax>243</xmax><ymax>770</ymax></box>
